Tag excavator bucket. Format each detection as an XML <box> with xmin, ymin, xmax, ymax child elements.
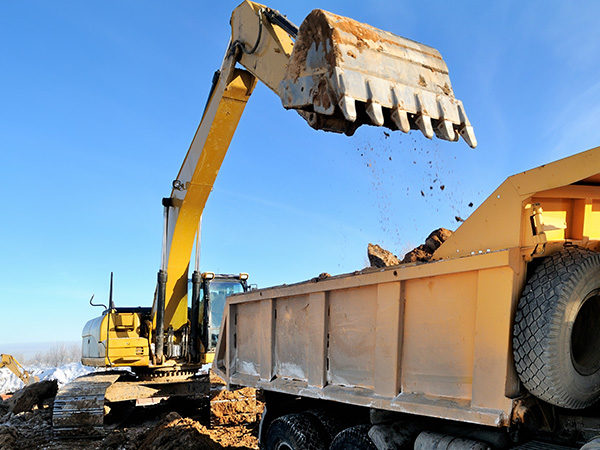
<box><xmin>279</xmin><ymin>10</ymin><xmax>477</xmax><ymax>147</ymax></box>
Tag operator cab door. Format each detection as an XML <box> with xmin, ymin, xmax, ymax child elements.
<box><xmin>203</xmin><ymin>276</ymin><xmax>246</xmax><ymax>350</ymax></box>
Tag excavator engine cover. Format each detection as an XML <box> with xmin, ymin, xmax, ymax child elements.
<box><xmin>279</xmin><ymin>9</ymin><xmax>477</xmax><ymax>147</ymax></box>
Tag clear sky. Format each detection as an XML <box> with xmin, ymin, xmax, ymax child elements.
<box><xmin>2</xmin><ymin>1</ymin><xmax>600</xmax><ymax>345</ymax></box>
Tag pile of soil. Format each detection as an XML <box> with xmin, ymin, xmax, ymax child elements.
<box><xmin>368</xmin><ymin>228</ymin><xmax>453</xmax><ymax>268</ymax></box>
<box><xmin>0</xmin><ymin>375</ymin><xmax>263</xmax><ymax>450</ymax></box>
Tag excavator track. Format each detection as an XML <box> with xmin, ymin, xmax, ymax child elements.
<box><xmin>52</xmin><ymin>371</ymin><xmax>123</xmax><ymax>439</ymax></box>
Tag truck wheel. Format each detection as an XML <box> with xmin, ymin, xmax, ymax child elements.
<box><xmin>264</xmin><ymin>413</ymin><xmax>327</xmax><ymax>450</ymax></box>
<box><xmin>330</xmin><ymin>424</ymin><xmax>376</xmax><ymax>450</ymax></box>
<box><xmin>581</xmin><ymin>436</ymin><xmax>600</xmax><ymax>449</ymax></box>
<box><xmin>305</xmin><ymin>409</ymin><xmax>346</xmax><ymax>445</ymax></box>
<box><xmin>513</xmin><ymin>247</ymin><xmax>600</xmax><ymax>409</ymax></box>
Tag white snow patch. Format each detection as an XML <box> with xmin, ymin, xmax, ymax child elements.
<box><xmin>0</xmin><ymin>362</ymin><xmax>96</xmax><ymax>394</ymax></box>
<box><xmin>195</xmin><ymin>363</ymin><xmax>212</xmax><ymax>376</ymax></box>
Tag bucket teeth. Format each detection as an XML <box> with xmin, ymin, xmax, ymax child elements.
<box><xmin>460</xmin><ymin>125</ymin><xmax>477</xmax><ymax>149</ymax></box>
<box><xmin>339</xmin><ymin>96</ymin><xmax>357</xmax><ymax>122</ymax></box>
<box><xmin>415</xmin><ymin>114</ymin><xmax>434</xmax><ymax>139</ymax></box>
<box><xmin>366</xmin><ymin>102</ymin><xmax>384</xmax><ymax>126</ymax></box>
<box><xmin>435</xmin><ymin>119</ymin><xmax>456</xmax><ymax>141</ymax></box>
<box><xmin>279</xmin><ymin>9</ymin><xmax>477</xmax><ymax>147</ymax></box>
<box><xmin>457</xmin><ymin>103</ymin><xmax>477</xmax><ymax>148</ymax></box>
<box><xmin>391</xmin><ymin>108</ymin><xmax>410</xmax><ymax>133</ymax></box>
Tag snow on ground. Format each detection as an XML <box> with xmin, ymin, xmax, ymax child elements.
<box><xmin>0</xmin><ymin>362</ymin><xmax>95</xmax><ymax>394</ymax></box>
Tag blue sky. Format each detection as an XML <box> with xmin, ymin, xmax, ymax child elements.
<box><xmin>2</xmin><ymin>1</ymin><xmax>600</xmax><ymax>345</ymax></box>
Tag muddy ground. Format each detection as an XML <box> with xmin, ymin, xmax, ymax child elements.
<box><xmin>0</xmin><ymin>373</ymin><xmax>263</xmax><ymax>450</ymax></box>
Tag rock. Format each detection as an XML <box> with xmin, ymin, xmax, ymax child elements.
<box><xmin>401</xmin><ymin>244</ymin><xmax>431</xmax><ymax>263</ymax></box>
<box><xmin>368</xmin><ymin>243</ymin><xmax>400</xmax><ymax>268</ymax></box>
<box><xmin>311</xmin><ymin>272</ymin><xmax>331</xmax><ymax>282</ymax></box>
<box><xmin>423</xmin><ymin>228</ymin><xmax>452</xmax><ymax>253</ymax></box>
<box><xmin>6</xmin><ymin>380</ymin><xmax>58</xmax><ymax>415</ymax></box>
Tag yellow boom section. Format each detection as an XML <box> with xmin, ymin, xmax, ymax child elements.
<box><xmin>0</xmin><ymin>354</ymin><xmax>39</xmax><ymax>386</ymax></box>
<box><xmin>158</xmin><ymin>66</ymin><xmax>257</xmax><ymax>331</ymax></box>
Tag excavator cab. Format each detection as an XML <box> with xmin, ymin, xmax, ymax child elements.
<box><xmin>189</xmin><ymin>272</ymin><xmax>249</xmax><ymax>363</ymax></box>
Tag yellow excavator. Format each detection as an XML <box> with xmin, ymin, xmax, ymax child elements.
<box><xmin>0</xmin><ymin>354</ymin><xmax>39</xmax><ymax>388</ymax></box>
<box><xmin>52</xmin><ymin>0</ymin><xmax>476</xmax><ymax>437</ymax></box>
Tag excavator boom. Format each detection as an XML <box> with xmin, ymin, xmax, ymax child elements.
<box><xmin>0</xmin><ymin>354</ymin><xmax>39</xmax><ymax>386</ymax></box>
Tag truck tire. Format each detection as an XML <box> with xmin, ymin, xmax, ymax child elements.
<box><xmin>581</xmin><ymin>436</ymin><xmax>600</xmax><ymax>449</ymax></box>
<box><xmin>305</xmin><ymin>409</ymin><xmax>346</xmax><ymax>445</ymax></box>
<box><xmin>513</xmin><ymin>247</ymin><xmax>600</xmax><ymax>409</ymax></box>
<box><xmin>330</xmin><ymin>424</ymin><xmax>377</xmax><ymax>450</ymax></box>
<box><xmin>264</xmin><ymin>413</ymin><xmax>327</xmax><ymax>450</ymax></box>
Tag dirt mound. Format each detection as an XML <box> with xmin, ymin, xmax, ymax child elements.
<box><xmin>211</xmin><ymin>386</ymin><xmax>263</xmax><ymax>426</ymax></box>
<box><xmin>139</xmin><ymin>410</ymin><xmax>259</xmax><ymax>450</ymax></box>
<box><xmin>368</xmin><ymin>228</ymin><xmax>453</xmax><ymax>267</ymax></box>
<box><xmin>5</xmin><ymin>380</ymin><xmax>57</xmax><ymax>414</ymax></box>
<box><xmin>0</xmin><ymin>371</ymin><xmax>262</xmax><ymax>449</ymax></box>
<box><xmin>0</xmin><ymin>425</ymin><xmax>18</xmax><ymax>450</ymax></box>
<box><xmin>140</xmin><ymin>412</ymin><xmax>221</xmax><ymax>450</ymax></box>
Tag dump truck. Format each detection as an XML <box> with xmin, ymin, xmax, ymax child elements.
<box><xmin>53</xmin><ymin>0</ymin><xmax>475</xmax><ymax>437</ymax></box>
<box><xmin>214</xmin><ymin>146</ymin><xmax>600</xmax><ymax>449</ymax></box>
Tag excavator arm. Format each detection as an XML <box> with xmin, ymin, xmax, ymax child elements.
<box><xmin>0</xmin><ymin>354</ymin><xmax>39</xmax><ymax>386</ymax></box>
<box><xmin>150</xmin><ymin>0</ymin><xmax>476</xmax><ymax>359</ymax></box>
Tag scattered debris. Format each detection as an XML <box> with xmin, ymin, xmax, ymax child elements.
<box><xmin>468</xmin><ymin>202</ymin><xmax>473</xmax><ymax>207</ymax></box>
<box><xmin>383</xmin><ymin>131</ymin><xmax>390</xmax><ymax>138</ymax></box>
<box><xmin>368</xmin><ymin>243</ymin><xmax>400</xmax><ymax>268</ymax></box>
<box><xmin>440</xmin><ymin>185</ymin><xmax>445</xmax><ymax>191</ymax></box>
<box><xmin>455</xmin><ymin>216</ymin><xmax>464</xmax><ymax>222</ymax></box>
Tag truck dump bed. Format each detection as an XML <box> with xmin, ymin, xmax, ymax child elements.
<box><xmin>214</xmin><ymin>250</ymin><xmax>523</xmax><ymax>427</ymax></box>
<box><xmin>213</xmin><ymin>146</ymin><xmax>600</xmax><ymax>429</ymax></box>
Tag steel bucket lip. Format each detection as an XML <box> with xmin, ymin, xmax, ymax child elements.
<box><xmin>279</xmin><ymin>8</ymin><xmax>476</xmax><ymax>147</ymax></box>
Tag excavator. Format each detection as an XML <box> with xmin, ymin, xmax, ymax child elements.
<box><xmin>52</xmin><ymin>0</ymin><xmax>476</xmax><ymax>437</ymax></box>
<box><xmin>0</xmin><ymin>354</ymin><xmax>39</xmax><ymax>388</ymax></box>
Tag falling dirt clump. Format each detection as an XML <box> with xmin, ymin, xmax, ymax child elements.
<box><xmin>368</xmin><ymin>243</ymin><xmax>400</xmax><ymax>268</ymax></box>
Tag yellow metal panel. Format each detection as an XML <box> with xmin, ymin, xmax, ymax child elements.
<box><xmin>231</xmin><ymin>1</ymin><xmax>294</xmax><ymax>93</ymax></box>
<box><xmin>471</xmin><ymin>267</ymin><xmax>515</xmax><ymax>412</ymax></box>
<box><xmin>435</xmin><ymin>146</ymin><xmax>600</xmax><ymax>259</ymax></box>
<box><xmin>583</xmin><ymin>201</ymin><xmax>600</xmax><ymax>240</ymax></box>
<box><xmin>402</xmin><ymin>272</ymin><xmax>477</xmax><ymax>400</ymax></box>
